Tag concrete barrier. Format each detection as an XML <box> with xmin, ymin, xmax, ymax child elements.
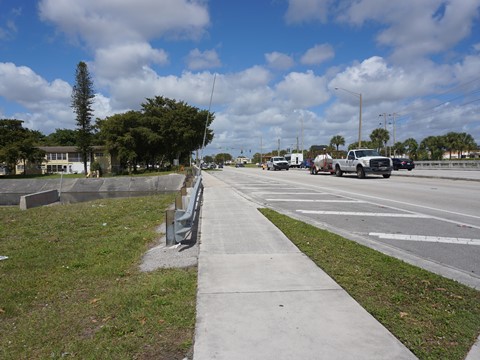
<box><xmin>19</xmin><ymin>190</ymin><xmax>59</xmax><ymax>210</ymax></box>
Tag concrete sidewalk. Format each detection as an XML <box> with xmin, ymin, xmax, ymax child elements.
<box><xmin>192</xmin><ymin>172</ymin><xmax>417</xmax><ymax>360</ymax></box>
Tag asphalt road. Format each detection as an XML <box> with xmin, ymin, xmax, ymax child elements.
<box><xmin>208</xmin><ymin>166</ymin><xmax>480</xmax><ymax>289</ymax></box>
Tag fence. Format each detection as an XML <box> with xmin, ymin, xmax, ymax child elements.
<box><xmin>166</xmin><ymin>170</ymin><xmax>203</xmax><ymax>245</ymax></box>
<box><xmin>414</xmin><ymin>160</ymin><xmax>480</xmax><ymax>169</ymax></box>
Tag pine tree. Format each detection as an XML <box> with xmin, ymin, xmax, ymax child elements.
<box><xmin>71</xmin><ymin>61</ymin><xmax>95</xmax><ymax>175</ymax></box>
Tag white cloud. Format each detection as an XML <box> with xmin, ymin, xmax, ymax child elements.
<box><xmin>265</xmin><ymin>52</ymin><xmax>295</xmax><ymax>70</ymax></box>
<box><xmin>38</xmin><ymin>0</ymin><xmax>210</xmax><ymax>48</ymax></box>
<box><xmin>0</xmin><ymin>62</ymin><xmax>71</xmax><ymax>105</ymax></box>
<box><xmin>285</xmin><ymin>0</ymin><xmax>333</xmax><ymax>24</ymax></box>
<box><xmin>339</xmin><ymin>0</ymin><xmax>480</xmax><ymax>62</ymax></box>
<box><xmin>300</xmin><ymin>44</ymin><xmax>334</xmax><ymax>66</ymax></box>
<box><xmin>94</xmin><ymin>42</ymin><xmax>169</xmax><ymax>82</ymax></box>
<box><xmin>331</xmin><ymin>56</ymin><xmax>454</xmax><ymax>105</ymax></box>
<box><xmin>186</xmin><ymin>49</ymin><xmax>222</xmax><ymax>70</ymax></box>
<box><xmin>276</xmin><ymin>70</ymin><xmax>329</xmax><ymax>107</ymax></box>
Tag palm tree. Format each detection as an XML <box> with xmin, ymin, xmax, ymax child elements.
<box><xmin>444</xmin><ymin>132</ymin><xmax>461</xmax><ymax>159</ymax></box>
<box><xmin>370</xmin><ymin>128</ymin><xmax>390</xmax><ymax>155</ymax></box>
<box><xmin>330</xmin><ymin>135</ymin><xmax>345</xmax><ymax>151</ymax></box>
<box><xmin>420</xmin><ymin>136</ymin><xmax>445</xmax><ymax>160</ymax></box>
<box><xmin>403</xmin><ymin>138</ymin><xmax>418</xmax><ymax>160</ymax></box>
<box><xmin>457</xmin><ymin>132</ymin><xmax>477</xmax><ymax>159</ymax></box>
<box><xmin>392</xmin><ymin>141</ymin><xmax>405</xmax><ymax>157</ymax></box>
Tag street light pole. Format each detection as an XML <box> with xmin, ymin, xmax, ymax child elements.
<box><xmin>335</xmin><ymin>87</ymin><xmax>363</xmax><ymax>147</ymax></box>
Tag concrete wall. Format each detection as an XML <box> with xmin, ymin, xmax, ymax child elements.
<box><xmin>19</xmin><ymin>190</ymin><xmax>59</xmax><ymax>210</ymax></box>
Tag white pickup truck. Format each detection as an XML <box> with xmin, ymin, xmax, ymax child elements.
<box><xmin>333</xmin><ymin>149</ymin><xmax>392</xmax><ymax>179</ymax></box>
<box><xmin>266</xmin><ymin>156</ymin><xmax>290</xmax><ymax>171</ymax></box>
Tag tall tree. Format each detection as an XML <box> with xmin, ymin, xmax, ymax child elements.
<box><xmin>215</xmin><ymin>153</ymin><xmax>232</xmax><ymax>164</ymax></box>
<box><xmin>44</xmin><ymin>128</ymin><xmax>78</xmax><ymax>146</ymax></box>
<box><xmin>141</xmin><ymin>96</ymin><xmax>214</xmax><ymax>163</ymax></box>
<box><xmin>97</xmin><ymin>111</ymin><xmax>146</xmax><ymax>174</ymax></box>
<box><xmin>369</xmin><ymin>128</ymin><xmax>390</xmax><ymax>154</ymax></box>
<box><xmin>71</xmin><ymin>61</ymin><xmax>95</xmax><ymax>175</ymax></box>
<box><xmin>420</xmin><ymin>135</ymin><xmax>445</xmax><ymax>160</ymax></box>
<box><xmin>456</xmin><ymin>132</ymin><xmax>477</xmax><ymax>159</ymax></box>
<box><xmin>0</xmin><ymin>119</ymin><xmax>45</xmax><ymax>174</ymax></box>
<box><xmin>330</xmin><ymin>135</ymin><xmax>345</xmax><ymax>151</ymax></box>
<box><xmin>444</xmin><ymin>132</ymin><xmax>461</xmax><ymax>159</ymax></box>
<box><xmin>392</xmin><ymin>141</ymin><xmax>405</xmax><ymax>157</ymax></box>
<box><xmin>403</xmin><ymin>138</ymin><xmax>418</xmax><ymax>160</ymax></box>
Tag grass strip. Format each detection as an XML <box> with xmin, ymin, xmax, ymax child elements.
<box><xmin>0</xmin><ymin>194</ymin><xmax>196</xmax><ymax>360</ymax></box>
<box><xmin>259</xmin><ymin>208</ymin><xmax>480</xmax><ymax>360</ymax></box>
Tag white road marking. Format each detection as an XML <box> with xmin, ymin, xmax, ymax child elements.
<box><xmin>296</xmin><ymin>210</ymin><xmax>430</xmax><ymax>218</ymax></box>
<box><xmin>267</xmin><ymin>199</ymin><xmax>363</xmax><ymax>203</ymax></box>
<box><xmin>369</xmin><ymin>233</ymin><xmax>480</xmax><ymax>246</ymax></box>
<box><xmin>257</xmin><ymin>192</ymin><xmax>324</xmax><ymax>195</ymax></box>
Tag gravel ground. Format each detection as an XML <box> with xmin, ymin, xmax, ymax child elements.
<box><xmin>139</xmin><ymin>210</ymin><xmax>200</xmax><ymax>272</ymax></box>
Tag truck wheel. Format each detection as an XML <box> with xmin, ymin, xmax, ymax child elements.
<box><xmin>383</xmin><ymin>174</ymin><xmax>391</xmax><ymax>178</ymax></box>
<box><xmin>357</xmin><ymin>166</ymin><xmax>365</xmax><ymax>179</ymax></box>
<box><xmin>335</xmin><ymin>166</ymin><xmax>343</xmax><ymax>177</ymax></box>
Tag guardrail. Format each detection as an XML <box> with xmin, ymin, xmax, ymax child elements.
<box><xmin>414</xmin><ymin>160</ymin><xmax>480</xmax><ymax>169</ymax></box>
<box><xmin>166</xmin><ymin>171</ymin><xmax>203</xmax><ymax>245</ymax></box>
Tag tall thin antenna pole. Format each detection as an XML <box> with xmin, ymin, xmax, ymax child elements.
<box><xmin>200</xmin><ymin>73</ymin><xmax>217</xmax><ymax>165</ymax></box>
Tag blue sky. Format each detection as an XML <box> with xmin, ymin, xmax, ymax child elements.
<box><xmin>1</xmin><ymin>0</ymin><xmax>480</xmax><ymax>157</ymax></box>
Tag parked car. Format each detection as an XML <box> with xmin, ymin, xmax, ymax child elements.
<box><xmin>235</xmin><ymin>163</ymin><xmax>245</xmax><ymax>168</ymax></box>
<box><xmin>392</xmin><ymin>158</ymin><xmax>415</xmax><ymax>171</ymax></box>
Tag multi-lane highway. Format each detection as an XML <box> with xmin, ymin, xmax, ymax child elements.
<box><xmin>208</xmin><ymin>166</ymin><xmax>480</xmax><ymax>289</ymax></box>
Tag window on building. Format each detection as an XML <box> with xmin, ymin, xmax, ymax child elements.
<box><xmin>47</xmin><ymin>153</ymin><xmax>67</xmax><ymax>161</ymax></box>
<box><xmin>68</xmin><ymin>152</ymin><xmax>83</xmax><ymax>162</ymax></box>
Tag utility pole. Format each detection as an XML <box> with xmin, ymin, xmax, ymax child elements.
<box><xmin>379</xmin><ymin>113</ymin><xmax>388</xmax><ymax>156</ymax></box>
<box><xmin>277</xmin><ymin>138</ymin><xmax>280</xmax><ymax>156</ymax></box>
<box><xmin>389</xmin><ymin>113</ymin><xmax>397</xmax><ymax>157</ymax></box>
<box><xmin>301</xmin><ymin>117</ymin><xmax>304</xmax><ymax>157</ymax></box>
<box><xmin>260</xmin><ymin>136</ymin><xmax>263</xmax><ymax>165</ymax></box>
<box><xmin>389</xmin><ymin>113</ymin><xmax>397</xmax><ymax>145</ymax></box>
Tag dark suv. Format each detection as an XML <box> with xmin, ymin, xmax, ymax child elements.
<box><xmin>392</xmin><ymin>158</ymin><xmax>415</xmax><ymax>171</ymax></box>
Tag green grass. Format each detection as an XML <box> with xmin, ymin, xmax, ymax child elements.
<box><xmin>260</xmin><ymin>208</ymin><xmax>480</xmax><ymax>360</ymax></box>
<box><xmin>0</xmin><ymin>194</ymin><xmax>196</xmax><ymax>360</ymax></box>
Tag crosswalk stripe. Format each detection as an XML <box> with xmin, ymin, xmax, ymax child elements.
<box><xmin>369</xmin><ymin>233</ymin><xmax>480</xmax><ymax>246</ymax></box>
<box><xmin>268</xmin><ymin>199</ymin><xmax>362</xmax><ymax>203</ymax></box>
<box><xmin>296</xmin><ymin>210</ymin><xmax>430</xmax><ymax>218</ymax></box>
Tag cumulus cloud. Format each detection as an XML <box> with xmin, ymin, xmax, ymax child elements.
<box><xmin>186</xmin><ymin>49</ymin><xmax>222</xmax><ymax>70</ymax></box>
<box><xmin>339</xmin><ymin>0</ymin><xmax>480</xmax><ymax>63</ymax></box>
<box><xmin>0</xmin><ymin>62</ymin><xmax>71</xmax><ymax>105</ymax></box>
<box><xmin>94</xmin><ymin>42</ymin><xmax>169</xmax><ymax>82</ymax></box>
<box><xmin>265</xmin><ymin>52</ymin><xmax>295</xmax><ymax>70</ymax></box>
<box><xmin>276</xmin><ymin>70</ymin><xmax>329</xmax><ymax>107</ymax></box>
<box><xmin>300</xmin><ymin>44</ymin><xmax>334</xmax><ymax>66</ymax></box>
<box><xmin>0</xmin><ymin>62</ymin><xmax>75</xmax><ymax>132</ymax></box>
<box><xmin>38</xmin><ymin>0</ymin><xmax>210</xmax><ymax>48</ymax></box>
<box><xmin>285</xmin><ymin>0</ymin><xmax>480</xmax><ymax>64</ymax></box>
<box><xmin>331</xmin><ymin>56</ymin><xmax>454</xmax><ymax>104</ymax></box>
